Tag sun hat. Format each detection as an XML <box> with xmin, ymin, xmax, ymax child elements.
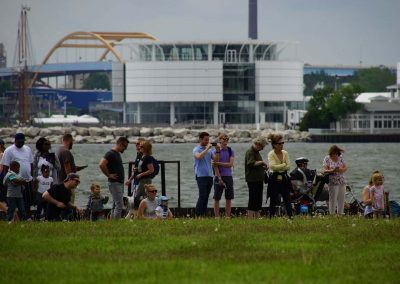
<box><xmin>64</xmin><ymin>173</ymin><xmax>80</xmax><ymax>182</ymax></box>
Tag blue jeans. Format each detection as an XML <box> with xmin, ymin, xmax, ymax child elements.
<box><xmin>35</xmin><ymin>192</ymin><xmax>47</xmax><ymax>220</ymax></box>
<box><xmin>195</xmin><ymin>176</ymin><xmax>213</xmax><ymax>216</ymax></box>
<box><xmin>7</xmin><ymin>197</ymin><xmax>26</xmax><ymax>221</ymax></box>
<box><xmin>109</xmin><ymin>182</ymin><xmax>124</xmax><ymax>219</ymax></box>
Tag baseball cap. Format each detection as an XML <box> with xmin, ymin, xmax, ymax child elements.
<box><xmin>0</xmin><ymin>138</ymin><xmax>4</xmax><ymax>145</ymax></box>
<box><xmin>64</xmin><ymin>173</ymin><xmax>80</xmax><ymax>182</ymax></box>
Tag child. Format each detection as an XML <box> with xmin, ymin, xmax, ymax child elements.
<box><xmin>3</xmin><ymin>161</ymin><xmax>27</xmax><ymax>222</ymax></box>
<box><xmin>155</xmin><ymin>196</ymin><xmax>173</xmax><ymax>219</ymax></box>
<box><xmin>35</xmin><ymin>164</ymin><xmax>53</xmax><ymax>221</ymax></box>
<box><xmin>86</xmin><ymin>183</ymin><xmax>109</xmax><ymax>221</ymax></box>
<box><xmin>370</xmin><ymin>172</ymin><xmax>386</xmax><ymax>218</ymax></box>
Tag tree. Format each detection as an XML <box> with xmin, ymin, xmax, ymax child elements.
<box><xmin>82</xmin><ymin>73</ymin><xmax>110</xmax><ymax>90</ymax></box>
<box><xmin>300</xmin><ymin>84</ymin><xmax>363</xmax><ymax>131</ymax></box>
<box><xmin>352</xmin><ymin>67</ymin><xmax>395</xmax><ymax>92</ymax></box>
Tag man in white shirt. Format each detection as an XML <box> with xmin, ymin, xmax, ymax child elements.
<box><xmin>1</xmin><ymin>133</ymin><xmax>34</xmax><ymax>218</ymax></box>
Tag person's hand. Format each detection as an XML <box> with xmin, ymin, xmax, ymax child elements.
<box><xmin>212</xmin><ymin>160</ymin><xmax>218</xmax><ymax>167</ymax></box>
<box><xmin>57</xmin><ymin>202</ymin><xmax>66</xmax><ymax>209</ymax></box>
<box><xmin>218</xmin><ymin>179</ymin><xmax>225</xmax><ymax>188</ymax></box>
<box><xmin>215</xmin><ymin>144</ymin><xmax>221</xmax><ymax>152</ymax></box>
<box><xmin>108</xmin><ymin>173</ymin><xmax>118</xmax><ymax>180</ymax></box>
<box><xmin>124</xmin><ymin>180</ymin><xmax>131</xmax><ymax>186</ymax></box>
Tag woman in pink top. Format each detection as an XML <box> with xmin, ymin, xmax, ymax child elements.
<box><xmin>323</xmin><ymin>145</ymin><xmax>348</xmax><ymax>215</ymax></box>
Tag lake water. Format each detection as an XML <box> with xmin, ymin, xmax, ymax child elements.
<box><xmin>46</xmin><ymin>143</ymin><xmax>400</xmax><ymax>208</ymax></box>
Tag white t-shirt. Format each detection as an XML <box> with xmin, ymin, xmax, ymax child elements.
<box><xmin>155</xmin><ymin>205</ymin><xmax>171</xmax><ymax>219</ymax></box>
<box><xmin>1</xmin><ymin>144</ymin><xmax>33</xmax><ymax>181</ymax></box>
<box><xmin>37</xmin><ymin>175</ymin><xmax>53</xmax><ymax>194</ymax></box>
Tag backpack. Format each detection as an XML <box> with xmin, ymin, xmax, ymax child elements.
<box><xmin>150</xmin><ymin>156</ymin><xmax>160</xmax><ymax>178</ymax></box>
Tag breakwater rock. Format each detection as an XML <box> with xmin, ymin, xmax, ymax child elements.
<box><xmin>0</xmin><ymin>126</ymin><xmax>311</xmax><ymax>144</ymax></box>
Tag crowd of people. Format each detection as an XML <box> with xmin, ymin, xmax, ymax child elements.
<box><xmin>0</xmin><ymin>131</ymin><xmax>392</xmax><ymax>222</ymax></box>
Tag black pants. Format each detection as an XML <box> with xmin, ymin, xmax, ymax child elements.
<box><xmin>268</xmin><ymin>174</ymin><xmax>293</xmax><ymax>217</ymax></box>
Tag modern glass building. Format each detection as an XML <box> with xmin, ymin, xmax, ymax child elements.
<box><xmin>111</xmin><ymin>40</ymin><xmax>304</xmax><ymax>126</ymax></box>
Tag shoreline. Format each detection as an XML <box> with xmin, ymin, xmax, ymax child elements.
<box><xmin>0</xmin><ymin>126</ymin><xmax>312</xmax><ymax>144</ymax></box>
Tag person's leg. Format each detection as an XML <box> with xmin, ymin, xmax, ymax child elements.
<box><xmin>35</xmin><ymin>192</ymin><xmax>43</xmax><ymax>220</ymax></box>
<box><xmin>223</xmin><ymin>176</ymin><xmax>234</xmax><ymax>218</ymax></box>
<box><xmin>281</xmin><ymin>184</ymin><xmax>293</xmax><ymax>217</ymax></box>
<box><xmin>109</xmin><ymin>182</ymin><xmax>124</xmax><ymax>219</ymax></box>
<box><xmin>213</xmin><ymin>180</ymin><xmax>223</xmax><ymax>217</ymax></box>
<box><xmin>337</xmin><ymin>185</ymin><xmax>346</xmax><ymax>215</ymax></box>
<box><xmin>7</xmin><ymin>197</ymin><xmax>17</xmax><ymax>221</ymax></box>
<box><xmin>16</xmin><ymin>197</ymin><xmax>26</xmax><ymax>221</ymax></box>
<box><xmin>195</xmin><ymin>177</ymin><xmax>212</xmax><ymax>217</ymax></box>
<box><xmin>328</xmin><ymin>185</ymin><xmax>338</xmax><ymax>215</ymax></box>
<box><xmin>268</xmin><ymin>183</ymin><xmax>278</xmax><ymax>217</ymax></box>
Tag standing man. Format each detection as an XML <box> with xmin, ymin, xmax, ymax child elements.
<box><xmin>42</xmin><ymin>173</ymin><xmax>81</xmax><ymax>221</ymax></box>
<box><xmin>0</xmin><ymin>139</ymin><xmax>8</xmax><ymax>214</ymax></box>
<box><xmin>193</xmin><ymin>132</ymin><xmax>214</xmax><ymax>217</ymax></box>
<box><xmin>212</xmin><ymin>133</ymin><xmax>235</xmax><ymax>218</ymax></box>
<box><xmin>99</xmin><ymin>137</ymin><xmax>129</xmax><ymax>219</ymax></box>
<box><xmin>1</xmin><ymin>133</ymin><xmax>34</xmax><ymax>218</ymax></box>
<box><xmin>57</xmin><ymin>134</ymin><xmax>86</xmax><ymax>204</ymax></box>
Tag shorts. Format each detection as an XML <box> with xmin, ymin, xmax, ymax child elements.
<box><xmin>213</xmin><ymin>176</ymin><xmax>234</xmax><ymax>201</ymax></box>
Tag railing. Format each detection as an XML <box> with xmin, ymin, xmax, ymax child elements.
<box><xmin>127</xmin><ymin>160</ymin><xmax>181</xmax><ymax>209</ymax></box>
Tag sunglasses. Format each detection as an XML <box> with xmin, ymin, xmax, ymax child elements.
<box><xmin>148</xmin><ymin>190</ymin><xmax>157</xmax><ymax>193</ymax></box>
<box><xmin>275</xmin><ymin>142</ymin><xmax>285</xmax><ymax>145</ymax></box>
<box><xmin>221</xmin><ymin>137</ymin><xmax>229</xmax><ymax>141</ymax></box>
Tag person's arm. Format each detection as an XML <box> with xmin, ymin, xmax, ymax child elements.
<box><xmin>136</xmin><ymin>161</ymin><xmax>154</xmax><ymax>180</ymax></box>
<box><xmin>167</xmin><ymin>209</ymin><xmax>173</xmax><ymax>219</ymax></box>
<box><xmin>370</xmin><ymin>189</ymin><xmax>376</xmax><ymax>209</ymax></box>
<box><xmin>99</xmin><ymin>158</ymin><xmax>118</xmax><ymax>180</ymax></box>
<box><xmin>67</xmin><ymin>201</ymin><xmax>80</xmax><ymax>212</ymax></box>
<box><xmin>384</xmin><ymin>191</ymin><xmax>391</xmax><ymax>218</ymax></box>
<box><xmin>64</xmin><ymin>161</ymin><xmax>73</xmax><ymax>175</ymax></box>
<box><xmin>136</xmin><ymin>200</ymin><xmax>147</xmax><ymax>219</ymax></box>
<box><xmin>42</xmin><ymin>191</ymin><xmax>66</xmax><ymax>209</ymax></box>
<box><xmin>362</xmin><ymin>186</ymin><xmax>372</xmax><ymax>205</ymax></box>
<box><xmin>268</xmin><ymin>152</ymin><xmax>287</xmax><ymax>172</ymax></box>
<box><xmin>194</xmin><ymin>145</ymin><xmax>212</xmax><ymax>160</ymax></box>
<box><xmin>337</xmin><ymin>159</ymin><xmax>348</xmax><ymax>173</ymax></box>
<box><xmin>323</xmin><ymin>157</ymin><xmax>335</xmax><ymax>173</ymax></box>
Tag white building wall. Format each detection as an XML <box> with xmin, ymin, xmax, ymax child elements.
<box><xmin>125</xmin><ymin>61</ymin><xmax>223</xmax><ymax>102</ymax></box>
<box><xmin>112</xmin><ymin>62</ymin><xmax>124</xmax><ymax>102</ymax></box>
<box><xmin>255</xmin><ymin>61</ymin><xmax>303</xmax><ymax>102</ymax></box>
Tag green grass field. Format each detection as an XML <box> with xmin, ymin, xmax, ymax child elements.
<box><xmin>1</xmin><ymin>217</ymin><xmax>399</xmax><ymax>284</ymax></box>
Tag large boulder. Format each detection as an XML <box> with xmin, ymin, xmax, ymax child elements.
<box><xmin>153</xmin><ymin>127</ymin><xmax>163</xmax><ymax>136</ymax></box>
<box><xmin>0</xmin><ymin>127</ymin><xmax>15</xmax><ymax>137</ymax></box>
<box><xmin>24</xmin><ymin>127</ymin><xmax>41</xmax><ymax>138</ymax></box>
<box><xmin>74</xmin><ymin>127</ymin><xmax>89</xmax><ymax>136</ymax></box>
<box><xmin>173</xmin><ymin>128</ymin><xmax>187</xmax><ymax>138</ymax></box>
<box><xmin>140</xmin><ymin>127</ymin><xmax>153</xmax><ymax>137</ymax></box>
<box><xmin>39</xmin><ymin>128</ymin><xmax>52</xmax><ymax>137</ymax></box>
<box><xmin>48</xmin><ymin>127</ymin><xmax>67</xmax><ymax>136</ymax></box>
<box><xmin>88</xmin><ymin>127</ymin><xmax>105</xmax><ymax>137</ymax></box>
<box><xmin>161</xmin><ymin>127</ymin><xmax>175</xmax><ymax>137</ymax></box>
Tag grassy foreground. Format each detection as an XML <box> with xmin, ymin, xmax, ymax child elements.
<box><xmin>0</xmin><ymin>217</ymin><xmax>399</xmax><ymax>284</ymax></box>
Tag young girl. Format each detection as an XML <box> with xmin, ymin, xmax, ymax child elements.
<box><xmin>370</xmin><ymin>172</ymin><xmax>386</xmax><ymax>218</ymax></box>
<box><xmin>86</xmin><ymin>183</ymin><xmax>109</xmax><ymax>221</ymax></box>
<box><xmin>155</xmin><ymin>196</ymin><xmax>173</xmax><ymax>219</ymax></box>
<box><xmin>35</xmin><ymin>164</ymin><xmax>53</xmax><ymax>220</ymax></box>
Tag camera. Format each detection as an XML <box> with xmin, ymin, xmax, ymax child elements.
<box><xmin>211</xmin><ymin>142</ymin><xmax>217</xmax><ymax>146</ymax></box>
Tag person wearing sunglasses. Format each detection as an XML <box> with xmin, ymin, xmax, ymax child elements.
<box><xmin>42</xmin><ymin>173</ymin><xmax>81</xmax><ymax>221</ymax></box>
<box><xmin>137</xmin><ymin>184</ymin><xmax>158</xmax><ymax>219</ymax></box>
<box><xmin>267</xmin><ymin>133</ymin><xmax>293</xmax><ymax>218</ymax></box>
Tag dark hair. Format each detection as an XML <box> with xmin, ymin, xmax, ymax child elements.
<box><xmin>268</xmin><ymin>133</ymin><xmax>283</xmax><ymax>145</ymax></box>
<box><xmin>62</xmin><ymin>134</ymin><xmax>73</xmax><ymax>142</ymax></box>
<box><xmin>116</xmin><ymin>136</ymin><xmax>129</xmax><ymax>145</ymax></box>
<box><xmin>199</xmin><ymin>132</ymin><xmax>210</xmax><ymax>139</ymax></box>
<box><xmin>10</xmin><ymin>160</ymin><xmax>20</xmax><ymax>168</ymax></box>
<box><xmin>328</xmin><ymin>145</ymin><xmax>344</xmax><ymax>157</ymax></box>
<box><xmin>41</xmin><ymin>164</ymin><xmax>50</xmax><ymax>172</ymax></box>
<box><xmin>36</xmin><ymin>137</ymin><xmax>48</xmax><ymax>152</ymax></box>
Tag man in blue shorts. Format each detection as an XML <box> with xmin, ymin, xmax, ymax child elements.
<box><xmin>193</xmin><ymin>132</ymin><xmax>215</xmax><ymax>217</ymax></box>
<box><xmin>212</xmin><ymin>133</ymin><xmax>235</xmax><ymax>218</ymax></box>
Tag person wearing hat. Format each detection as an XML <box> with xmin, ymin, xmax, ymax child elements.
<box><xmin>155</xmin><ymin>195</ymin><xmax>173</xmax><ymax>219</ymax></box>
<box><xmin>1</xmin><ymin>133</ymin><xmax>34</xmax><ymax>219</ymax></box>
<box><xmin>290</xmin><ymin>157</ymin><xmax>314</xmax><ymax>193</ymax></box>
<box><xmin>323</xmin><ymin>145</ymin><xmax>348</xmax><ymax>215</ymax></box>
<box><xmin>42</xmin><ymin>173</ymin><xmax>81</xmax><ymax>221</ymax></box>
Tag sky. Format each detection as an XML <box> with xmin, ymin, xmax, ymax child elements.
<box><xmin>0</xmin><ymin>0</ymin><xmax>399</xmax><ymax>67</ymax></box>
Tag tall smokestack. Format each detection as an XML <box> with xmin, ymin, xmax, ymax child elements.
<box><xmin>248</xmin><ymin>0</ymin><xmax>258</xmax><ymax>39</ymax></box>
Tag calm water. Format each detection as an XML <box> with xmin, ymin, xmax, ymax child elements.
<box><xmin>46</xmin><ymin>143</ymin><xmax>400</xmax><ymax>208</ymax></box>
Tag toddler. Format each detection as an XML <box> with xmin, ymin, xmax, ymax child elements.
<box><xmin>35</xmin><ymin>165</ymin><xmax>53</xmax><ymax>220</ymax></box>
<box><xmin>370</xmin><ymin>173</ymin><xmax>386</xmax><ymax>218</ymax></box>
<box><xmin>4</xmin><ymin>161</ymin><xmax>27</xmax><ymax>222</ymax></box>
<box><xmin>86</xmin><ymin>183</ymin><xmax>109</xmax><ymax>221</ymax></box>
<box><xmin>155</xmin><ymin>196</ymin><xmax>173</xmax><ymax>219</ymax></box>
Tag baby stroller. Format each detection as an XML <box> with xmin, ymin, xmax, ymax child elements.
<box><xmin>344</xmin><ymin>185</ymin><xmax>365</xmax><ymax>215</ymax></box>
<box><xmin>289</xmin><ymin>157</ymin><xmax>330</xmax><ymax>215</ymax></box>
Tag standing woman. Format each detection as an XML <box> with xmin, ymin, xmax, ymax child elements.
<box><xmin>267</xmin><ymin>134</ymin><xmax>293</xmax><ymax>218</ymax></box>
<box><xmin>33</xmin><ymin>137</ymin><xmax>61</xmax><ymax>184</ymax></box>
<box><xmin>132</xmin><ymin>140</ymin><xmax>154</xmax><ymax>210</ymax></box>
<box><xmin>323</xmin><ymin>145</ymin><xmax>348</xmax><ymax>215</ymax></box>
<box><xmin>244</xmin><ymin>137</ymin><xmax>268</xmax><ymax>218</ymax></box>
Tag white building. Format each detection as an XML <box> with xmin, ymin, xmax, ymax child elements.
<box><xmin>110</xmin><ymin>40</ymin><xmax>304</xmax><ymax>127</ymax></box>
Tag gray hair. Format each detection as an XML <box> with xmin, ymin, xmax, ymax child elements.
<box><xmin>253</xmin><ymin>137</ymin><xmax>268</xmax><ymax>147</ymax></box>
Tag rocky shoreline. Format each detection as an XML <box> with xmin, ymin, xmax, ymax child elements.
<box><xmin>0</xmin><ymin>126</ymin><xmax>312</xmax><ymax>144</ymax></box>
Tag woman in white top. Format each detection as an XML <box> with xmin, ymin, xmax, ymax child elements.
<box><xmin>137</xmin><ymin>184</ymin><xmax>158</xmax><ymax>219</ymax></box>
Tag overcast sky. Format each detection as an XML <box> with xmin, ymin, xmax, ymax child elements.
<box><xmin>1</xmin><ymin>0</ymin><xmax>399</xmax><ymax>67</ymax></box>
